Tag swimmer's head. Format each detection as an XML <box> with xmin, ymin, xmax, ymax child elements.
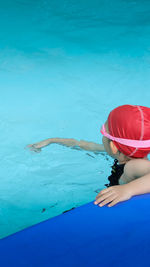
<box><xmin>101</xmin><ymin>105</ymin><xmax>150</xmax><ymax>160</ymax></box>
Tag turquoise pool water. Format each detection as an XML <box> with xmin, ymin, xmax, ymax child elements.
<box><xmin>1</xmin><ymin>0</ymin><xmax>150</xmax><ymax>238</ymax></box>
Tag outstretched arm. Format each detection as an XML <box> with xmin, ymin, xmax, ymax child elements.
<box><xmin>27</xmin><ymin>138</ymin><xmax>105</xmax><ymax>153</ymax></box>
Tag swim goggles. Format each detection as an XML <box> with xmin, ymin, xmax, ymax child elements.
<box><xmin>101</xmin><ymin>124</ymin><xmax>150</xmax><ymax>148</ymax></box>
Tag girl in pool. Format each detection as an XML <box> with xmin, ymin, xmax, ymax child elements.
<box><xmin>28</xmin><ymin>105</ymin><xmax>150</xmax><ymax>207</ymax></box>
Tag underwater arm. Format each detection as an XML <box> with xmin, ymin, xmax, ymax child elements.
<box><xmin>27</xmin><ymin>138</ymin><xmax>105</xmax><ymax>153</ymax></box>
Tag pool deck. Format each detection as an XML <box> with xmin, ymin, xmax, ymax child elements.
<box><xmin>0</xmin><ymin>194</ymin><xmax>150</xmax><ymax>267</ymax></box>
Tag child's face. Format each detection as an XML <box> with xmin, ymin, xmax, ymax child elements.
<box><xmin>102</xmin><ymin>121</ymin><xmax>133</xmax><ymax>164</ymax></box>
<box><xmin>102</xmin><ymin>121</ymin><xmax>116</xmax><ymax>159</ymax></box>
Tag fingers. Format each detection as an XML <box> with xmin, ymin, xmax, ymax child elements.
<box><xmin>26</xmin><ymin>144</ymin><xmax>33</xmax><ymax>147</ymax></box>
<box><xmin>108</xmin><ymin>198</ymin><xmax>120</xmax><ymax>207</ymax></box>
<box><xmin>95</xmin><ymin>191</ymin><xmax>113</xmax><ymax>203</ymax></box>
<box><xmin>25</xmin><ymin>144</ymin><xmax>35</xmax><ymax>150</ymax></box>
<box><xmin>95</xmin><ymin>188</ymin><xmax>112</xmax><ymax>199</ymax></box>
<box><xmin>95</xmin><ymin>193</ymin><xmax>116</xmax><ymax>207</ymax></box>
<box><xmin>94</xmin><ymin>186</ymin><xmax>121</xmax><ymax>207</ymax></box>
<box><xmin>30</xmin><ymin>147</ymin><xmax>41</xmax><ymax>153</ymax></box>
<box><xmin>25</xmin><ymin>144</ymin><xmax>41</xmax><ymax>153</ymax></box>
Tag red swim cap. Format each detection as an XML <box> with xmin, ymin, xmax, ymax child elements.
<box><xmin>108</xmin><ymin>105</ymin><xmax>150</xmax><ymax>158</ymax></box>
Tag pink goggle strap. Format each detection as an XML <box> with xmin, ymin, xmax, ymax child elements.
<box><xmin>100</xmin><ymin>124</ymin><xmax>150</xmax><ymax>148</ymax></box>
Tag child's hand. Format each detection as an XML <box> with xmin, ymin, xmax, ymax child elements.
<box><xmin>26</xmin><ymin>144</ymin><xmax>42</xmax><ymax>153</ymax></box>
<box><xmin>94</xmin><ymin>184</ymin><xmax>132</xmax><ymax>207</ymax></box>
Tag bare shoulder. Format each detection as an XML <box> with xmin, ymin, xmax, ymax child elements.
<box><xmin>124</xmin><ymin>158</ymin><xmax>150</xmax><ymax>179</ymax></box>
